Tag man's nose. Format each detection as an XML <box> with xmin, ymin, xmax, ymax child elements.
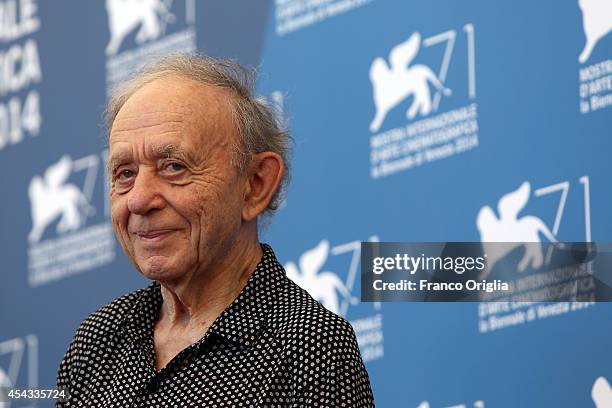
<box><xmin>126</xmin><ymin>169</ymin><xmax>166</xmax><ymax>215</ymax></box>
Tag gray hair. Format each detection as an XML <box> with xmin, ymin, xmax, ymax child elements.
<box><xmin>105</xmin><ymin>54</ymin><xmax>292</xmax><ymax>216</ymax></box>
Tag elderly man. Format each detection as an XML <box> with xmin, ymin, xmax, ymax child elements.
<box><xmin>56</xmin><ymin>55</ymin><xmax>374</xmax><ymax>407</ymax></box>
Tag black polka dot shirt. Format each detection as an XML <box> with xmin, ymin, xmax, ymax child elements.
<box><xmin>56</xmin><ymin>244</ymin><xmax>375</xmax><ymax>407</ymax></box>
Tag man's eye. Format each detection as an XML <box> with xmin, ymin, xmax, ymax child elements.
<box><xmin>165</xmin><ymin>162</ymin><xmax>186</xmax><ymax>172</ymax></box>
<box><xmin>118</xmin><ymin>169</ymin><xmax>135</xmax><ymax>179</ymax></box>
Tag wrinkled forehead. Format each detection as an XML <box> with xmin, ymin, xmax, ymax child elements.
<box><xmin>109</xmin><ymin>76</ymin><xmax>237</xmax><ymax>150</ymax></box>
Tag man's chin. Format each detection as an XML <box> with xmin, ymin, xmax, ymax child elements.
<box><xmin>137</xmin><ymin>256</ymin><xmax>181</xmax><ymax>281</ymax></box>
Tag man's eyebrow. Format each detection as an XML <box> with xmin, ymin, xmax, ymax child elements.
<box><xmin>153</xmin><ymin>144</ymin><xmax>187</xmax><ymax>159</ymax></box>
<box><xmin>106</xmin><ymin>153</ymin><xmax>131</xmax><ymax>175</ymax></box>
<box><xmin>152</xmin><ymin>144</ymin><xmax>199</xmax><ymax>164</ymax></box>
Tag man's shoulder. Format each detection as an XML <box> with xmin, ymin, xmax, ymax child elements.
<box><xmin>71</xmin><ymin>285</ymin><xmax>148</xmax><ymax>343</ymax></box>
<box><xmin>273</xmin><ymin>276</ymin><xmax>357</xmax><ymax>345</ymax></box>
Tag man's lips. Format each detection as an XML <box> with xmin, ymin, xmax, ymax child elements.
<box><xmin>134</xmin><ymin>229</ymin><xmax>176</xmax><ymax>242</ymax></box>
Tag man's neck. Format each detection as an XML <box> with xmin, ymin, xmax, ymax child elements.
<box><xmin>156</xmin><ymin>237</ymin><xmax>263</xmax><ymax>332</ymax></box>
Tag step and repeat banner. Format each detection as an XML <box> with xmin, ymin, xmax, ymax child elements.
<box><xmin>1</xmin><ymin>0</ymin><xmax>611</xmax><ymax>407</ymax></box>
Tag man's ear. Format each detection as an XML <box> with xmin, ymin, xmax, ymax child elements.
<box><xmin>242</xmin><ymin>152</ymin><xmax>284</xmax><ymax>221</ymax></box>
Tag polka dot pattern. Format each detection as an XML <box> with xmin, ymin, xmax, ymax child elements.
<box><xmin>56</xmin><ymin>244</ymin><xmax>375</xmax><ymax>407</ymax></box>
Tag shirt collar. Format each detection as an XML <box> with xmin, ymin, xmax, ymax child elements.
<box><xmin>207</xmin><ymin>243</ymin><xmax>284</xmax><ymax>346</ymax></box>
<box><xmin>124</xmin><ymin>243</ymin><xmax>285</xmax><ymax>349</ymax></box>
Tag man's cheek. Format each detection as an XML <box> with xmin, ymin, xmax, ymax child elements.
<box><xmin>110</xmin><ymin>215</ymin><xmax>131</xmax><ymax>252</ymax></box>
<box><xmin>110</xmin><ymin>203</ymin><xmax>127</xmax><ymax>230</ymax></box>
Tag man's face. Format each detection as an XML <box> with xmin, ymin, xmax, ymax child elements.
<box><xmin>108</xmin><ymin>76</ymin><xmax>246</xmax><ymax>282</ymax></box>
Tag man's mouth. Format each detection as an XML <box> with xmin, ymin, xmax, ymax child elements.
<box><xmin>135</xmin><ymin>230</ymin><xmax>175</xmax><ymax>242</ymax></box>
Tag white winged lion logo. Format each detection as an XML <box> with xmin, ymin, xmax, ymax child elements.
<box><xmin>105</xmin><ymin>0</ymin><xmax>176</xmax><ymax>56</ymax></box>
<box><xmin>476</xmin><ymin>181</ymin><xmax>559</xmax><ymax>279</ymax></box>
<box><xmin>28</xmin><ymin>155</ymin><xmax>94</xmax><ymax>243</ymax></box>
<box><xmin>593</xmin><ymin>376</ymin><xmax>612</xmax><ymax>408</ymax></box>
<box><xmin>285</xmin><ymin>240</ymin><xmax>357</xmax><ymax>316</ymax></box>
<box><xmin>578</xmin><ymin>0</ymin><xmax>612</xmax><ymax>63</ymax></box>
<box><xmin>369</xmin><ymin>32</ymin><xmax>452</xmax><ymax>132</ymax></box>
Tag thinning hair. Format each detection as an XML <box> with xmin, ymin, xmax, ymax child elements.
<box><xmin>105</xmin><ymin>54</ymin><xmax>292</xmax><ymax>216</ymax></box>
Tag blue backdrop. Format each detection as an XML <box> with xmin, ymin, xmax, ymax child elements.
<box><xmin>1</xmin><ymin>1</ymin><xmax>611</xmax><ymax>407</ymax></box>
